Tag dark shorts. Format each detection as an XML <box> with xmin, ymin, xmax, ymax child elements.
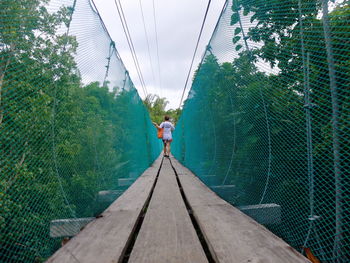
<box><xmin>162</xmin><ymin>139</ymin><xmax>173</xmax><ymax>144</ymax></box>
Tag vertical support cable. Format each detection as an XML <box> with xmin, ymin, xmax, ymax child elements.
<box><xmin>233</xmin><ymin>0</ymin><xmax>272</xmax><ymax>204</ymax></box>
<box><xmin>51</xmin><ymin>0</ymin><xmax>78</xmax><ymax>218</ymax></box>
<box><xmin>305</xmin><ymin>51</ymin><xmax>316</xmax><ymax>225</ymax></box>
<box><xmin>222</xmin><ymin>91</ymin><xmax>236</xmax><ymax>185</ymax></box>
<box><xmin>321</xmin><ymin>0</ymin><xmax>342</xmax><ymax>261</ymax></box>
<box><xmin>122</xmin><ymin>70</ymin><xmax>128</xmax><ymax>91</ymax></box>
<box><xmin>103</xmin><ymin>41</ymin><xmax>115</xmax><ymax>87</ymax></box>
<box><xmin>257</xmin><ymin>85</ymin><xmax>272</xmax><ymax>205</ymax></box>
<box><xmin>298</xmin><ymin>0</ymin><xmax>317</xmax><ymax>251</ymax></box>
<box><xmin>208</xmin><ymin>103</ymin><xmax>217</xmax><ymax>176</ymax></box>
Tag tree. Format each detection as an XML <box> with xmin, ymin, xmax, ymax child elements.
<box><xmin>143</xmin><ymin>94</ymin><xmax>181</xmax><ymax>124</ymax></box>
<box><xmin>176</xmin><ymin>2</ymin><xmax>350</xmax><ymax>261</ymax></box>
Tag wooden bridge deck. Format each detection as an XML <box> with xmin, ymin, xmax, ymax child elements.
<box><xmin>47</xmin><ymin>156</ymin><xmax>310</xmax><ymax>263</ymax></box>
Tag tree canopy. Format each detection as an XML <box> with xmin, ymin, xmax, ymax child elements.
<box><xmin>143</xmin><ymin>94</ymin><xmax>181</xmax><ymax>124</ymax></box>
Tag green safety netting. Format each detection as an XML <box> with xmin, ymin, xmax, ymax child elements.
<box><xmin>0</xmin><ymin>0</ymin><xmax>161</xmax><ymax>261</ymax></box>
<box><xmin>173</xmin><ymin>0</ymin><xmax>349</xmax><ymax>262</ymax></box>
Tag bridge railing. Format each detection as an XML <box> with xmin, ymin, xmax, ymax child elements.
<box><xmin>173</xmin><ymin>1</ymin><xmax>349</xmax><ymax>262</ymax></box>
<box><xmin>0</xmin><ymin>0</ymin><xmax>160</xmax><ymax>261</ymax></box>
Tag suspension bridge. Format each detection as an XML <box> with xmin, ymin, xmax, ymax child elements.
<box><xmin>0</xmin><ymin>0</ymin><xmax>348</xmax><ymax>262</ymax></box>
<box><xmin>47</xmin><ymin>156</ymin><xmax>309</xmax><ymax>262</ymax></box>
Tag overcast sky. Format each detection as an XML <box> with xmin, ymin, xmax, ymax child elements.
<box><xmin>93</xmin><ymin>0</ymin><xmax>226</xmax><ymax>109</ymax></box>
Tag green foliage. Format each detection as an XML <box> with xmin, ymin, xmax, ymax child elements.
<box><xmin>173</xmin><ymin>1</ymin><xmax>350</xmax><ymax>262</ymax></box>
<box><xmin>143</xmin><ymin>94</ymin><xmax>181</xmax><ymax>124</ymax></box>
<box><xmin>234</xmin><ymin>27</ymin><xmax>242</xmax><ymax>35</ymax></box>
<box><xmin>0</xmin><ymin>0</ymin><xmax>159</xmax><ymax>261</ymax></box>
<box><xmin>232</xmin><ymin>35</ymin><xmax>241</xmax><ymax>44</ymax></box>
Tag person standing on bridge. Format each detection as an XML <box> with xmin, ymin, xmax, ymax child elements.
<box><xmin>153</xmin><ymin>116</ymin><xmax>175</xmax><ymax>157</ymax></box>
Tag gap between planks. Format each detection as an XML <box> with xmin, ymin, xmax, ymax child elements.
<box><xmin>127</xmin><ymin>157</ymin><xmax>208</xmax><ymax>263</ymax></box>
<box><xmin>47</xmin><ymin>156</ymin><xmax>163</xmax><ymax>263</ymax></box>
<box><xmin>170</xmin><ymin>157</ymin><xmax>311</xmax><ymax>263</ymax></box>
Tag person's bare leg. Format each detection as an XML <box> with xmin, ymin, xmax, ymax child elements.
<box><xmin>163</xmin><ymin>141</ymin><xmax>167</xmax><ymax>156</ymax></box>
<box><xmin>167</xmin><ymin>142</ymin><xmax>171</xmax><ymax>156</ymax></box>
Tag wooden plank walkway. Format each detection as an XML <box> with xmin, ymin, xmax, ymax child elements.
<box><xmin>128</xmin><ymin>158</ymin><xmax>207</xmax><ymax>263</ymax></box>
<box><xmin>47</xmin><ymin>156</ymin><xmax>162</xmax><ymax>263</ymax></box>
<box><xmin>171</xmin><ymin>158</ymin><xmax>310</xmax><ymax>263</ymax></box>
<box><xmin>48</xmin><ymin>155</ymin><xmax>310</xmax><ymax>263</ymax></box>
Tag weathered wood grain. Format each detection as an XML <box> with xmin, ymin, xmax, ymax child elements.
<box><xmin>170</xmin><ymin>157</ymin><xmax>310</xmax><ymax>263</ymax></box>
<box><xmin>128</xmin><ymin>158</ymin><xmax>208</xmax><ymax>263</ymax></box>
<box><xmin>48</xmin><ymin>155</ymin><xmax>310</xmax><ymax>263</ymax></box>
<box><xmin>47</xmin><ymin>156</ymin><xmax>163</xmax><ymax>263</ymax></box>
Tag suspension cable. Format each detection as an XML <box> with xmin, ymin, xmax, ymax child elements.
<box><xmin>138</xmin><ymin>0</ymin><xmax>156</xmax><ymax>92</ymax></box>
<box><xmin>152</xmin><ymin>0</ymin><xmax>162</xmax><ymax>94</ymax></box>
<box><xmin>178</xmin><ymin>0</ymin><xmax>212</xmax><ymax>108</ymax></box>
<box><xmin>114</xmin><ymin>0</ymin><xmax>148</xmax><ymax>97</ymax></box>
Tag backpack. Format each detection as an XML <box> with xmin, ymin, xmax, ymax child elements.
<box><xmin>157</xmin><ymin>127</ymin><xmax>163</xmax><ymax>139</ymax></box>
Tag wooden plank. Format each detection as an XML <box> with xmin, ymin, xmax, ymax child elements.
<box><xmin>128</xmin><ymin>158</ymin><xmax>208</xmax><ymax>263</ymax></box>
<box><xmin>47</xmin><ymin>156</ymin><xmax>163</xmax><ymax>263</ymax></box>
<box><xmin>171</xmin><ymin>157</ymin><xmax>310</xmax><ymax>263</ymax></box>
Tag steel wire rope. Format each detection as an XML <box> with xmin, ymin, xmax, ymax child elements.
<box><xmin>90</xmin><ymin>0</ymin><xmax>126</xmax><ymax>64</ymax></box>
<box><xmin>257</xmin><ymin>66</ymin><xmax>272</xmax><ymax>205</ymax></box>
<box><xmin>320</xmin><ymin>0</ymin><xmax>342</xmax><ymax>260</ymax></box>
<box><xmin>222</xmin><ymin>90</ymin><xmax>236</xmax><ymax>186</ymax></box>
<box><xmin>152</xmin><ymin>0</ymin><xmax>162</xmax><ymax>94</ymax></box>
<box><xmin>176</xmin><ymin>0</ymin><xmax>228</xmax><ymax>183</ymax></box>
<box><xmin>103</xmin><ymin>42</ymin><xmax>116</xmax><ymax>87</ymax></box>
<box><xmin>90</xmin><ymin>0</ymin><xmax>133</xmax><ymax>95</ymax></box>
<box><xmin>177</xmin><ymin>0</ymin><xmax>227</xmax><ymax>110</ymax></box>
<box><xmin>231</xmin><ymin>0</ymin><xmax>273</xmax><ymax>205</ymax></box>
<box><xmin>84</xmin><ymin>1</ymin><xmax>131</xmax><ymax>190</ymax></box>
<box><xmin>113</xmin><ymin>0</ymin><xmax>148</xmax><ymax>97</ymax></box>
<box><xmin>114</xmin><ymin>0</ymin><xmax>147</xmax><ymax>94</ymax></box>
<box><xmin>297</xmin><ymin>0</ymin><xmax>320</xmax><ymax>254</ymax></box>
<box><xmin>178</xmin><ymin>0</ymin><xmax>212</xmax><ymax>108</ymax></box>
<box><xmin>57</xmin><ymin>0</ymin><xmax>118</xmax><ymax>214</ymax></box>
<box><xmin>207</xmin><ymin>104</ymin><xmax>217</xmax><ymax>178</ymax></box>
<box><xmin>116</xmin><ymin>0</ymin><xmax>148</xmax><ymax>95</ymax></box>
<box><xmin>138</xmin><ymin>0</ymin><xmax>157</xmax><ymax>93</ymax></box>
<box><xmin>115</xmin><ymin>0</ymin><xmax>148</xmax><ymax>96</ymax></box>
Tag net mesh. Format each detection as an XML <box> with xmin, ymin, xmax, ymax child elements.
<box><xmin>173</xmin><ymin>0</ymin><xmax>349</xmax><ymax>262</ymax></box>
<box><xmin>0</xmin><ymin>0</ymin><xmax>160</xmax><ymax>261</ymax></box>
